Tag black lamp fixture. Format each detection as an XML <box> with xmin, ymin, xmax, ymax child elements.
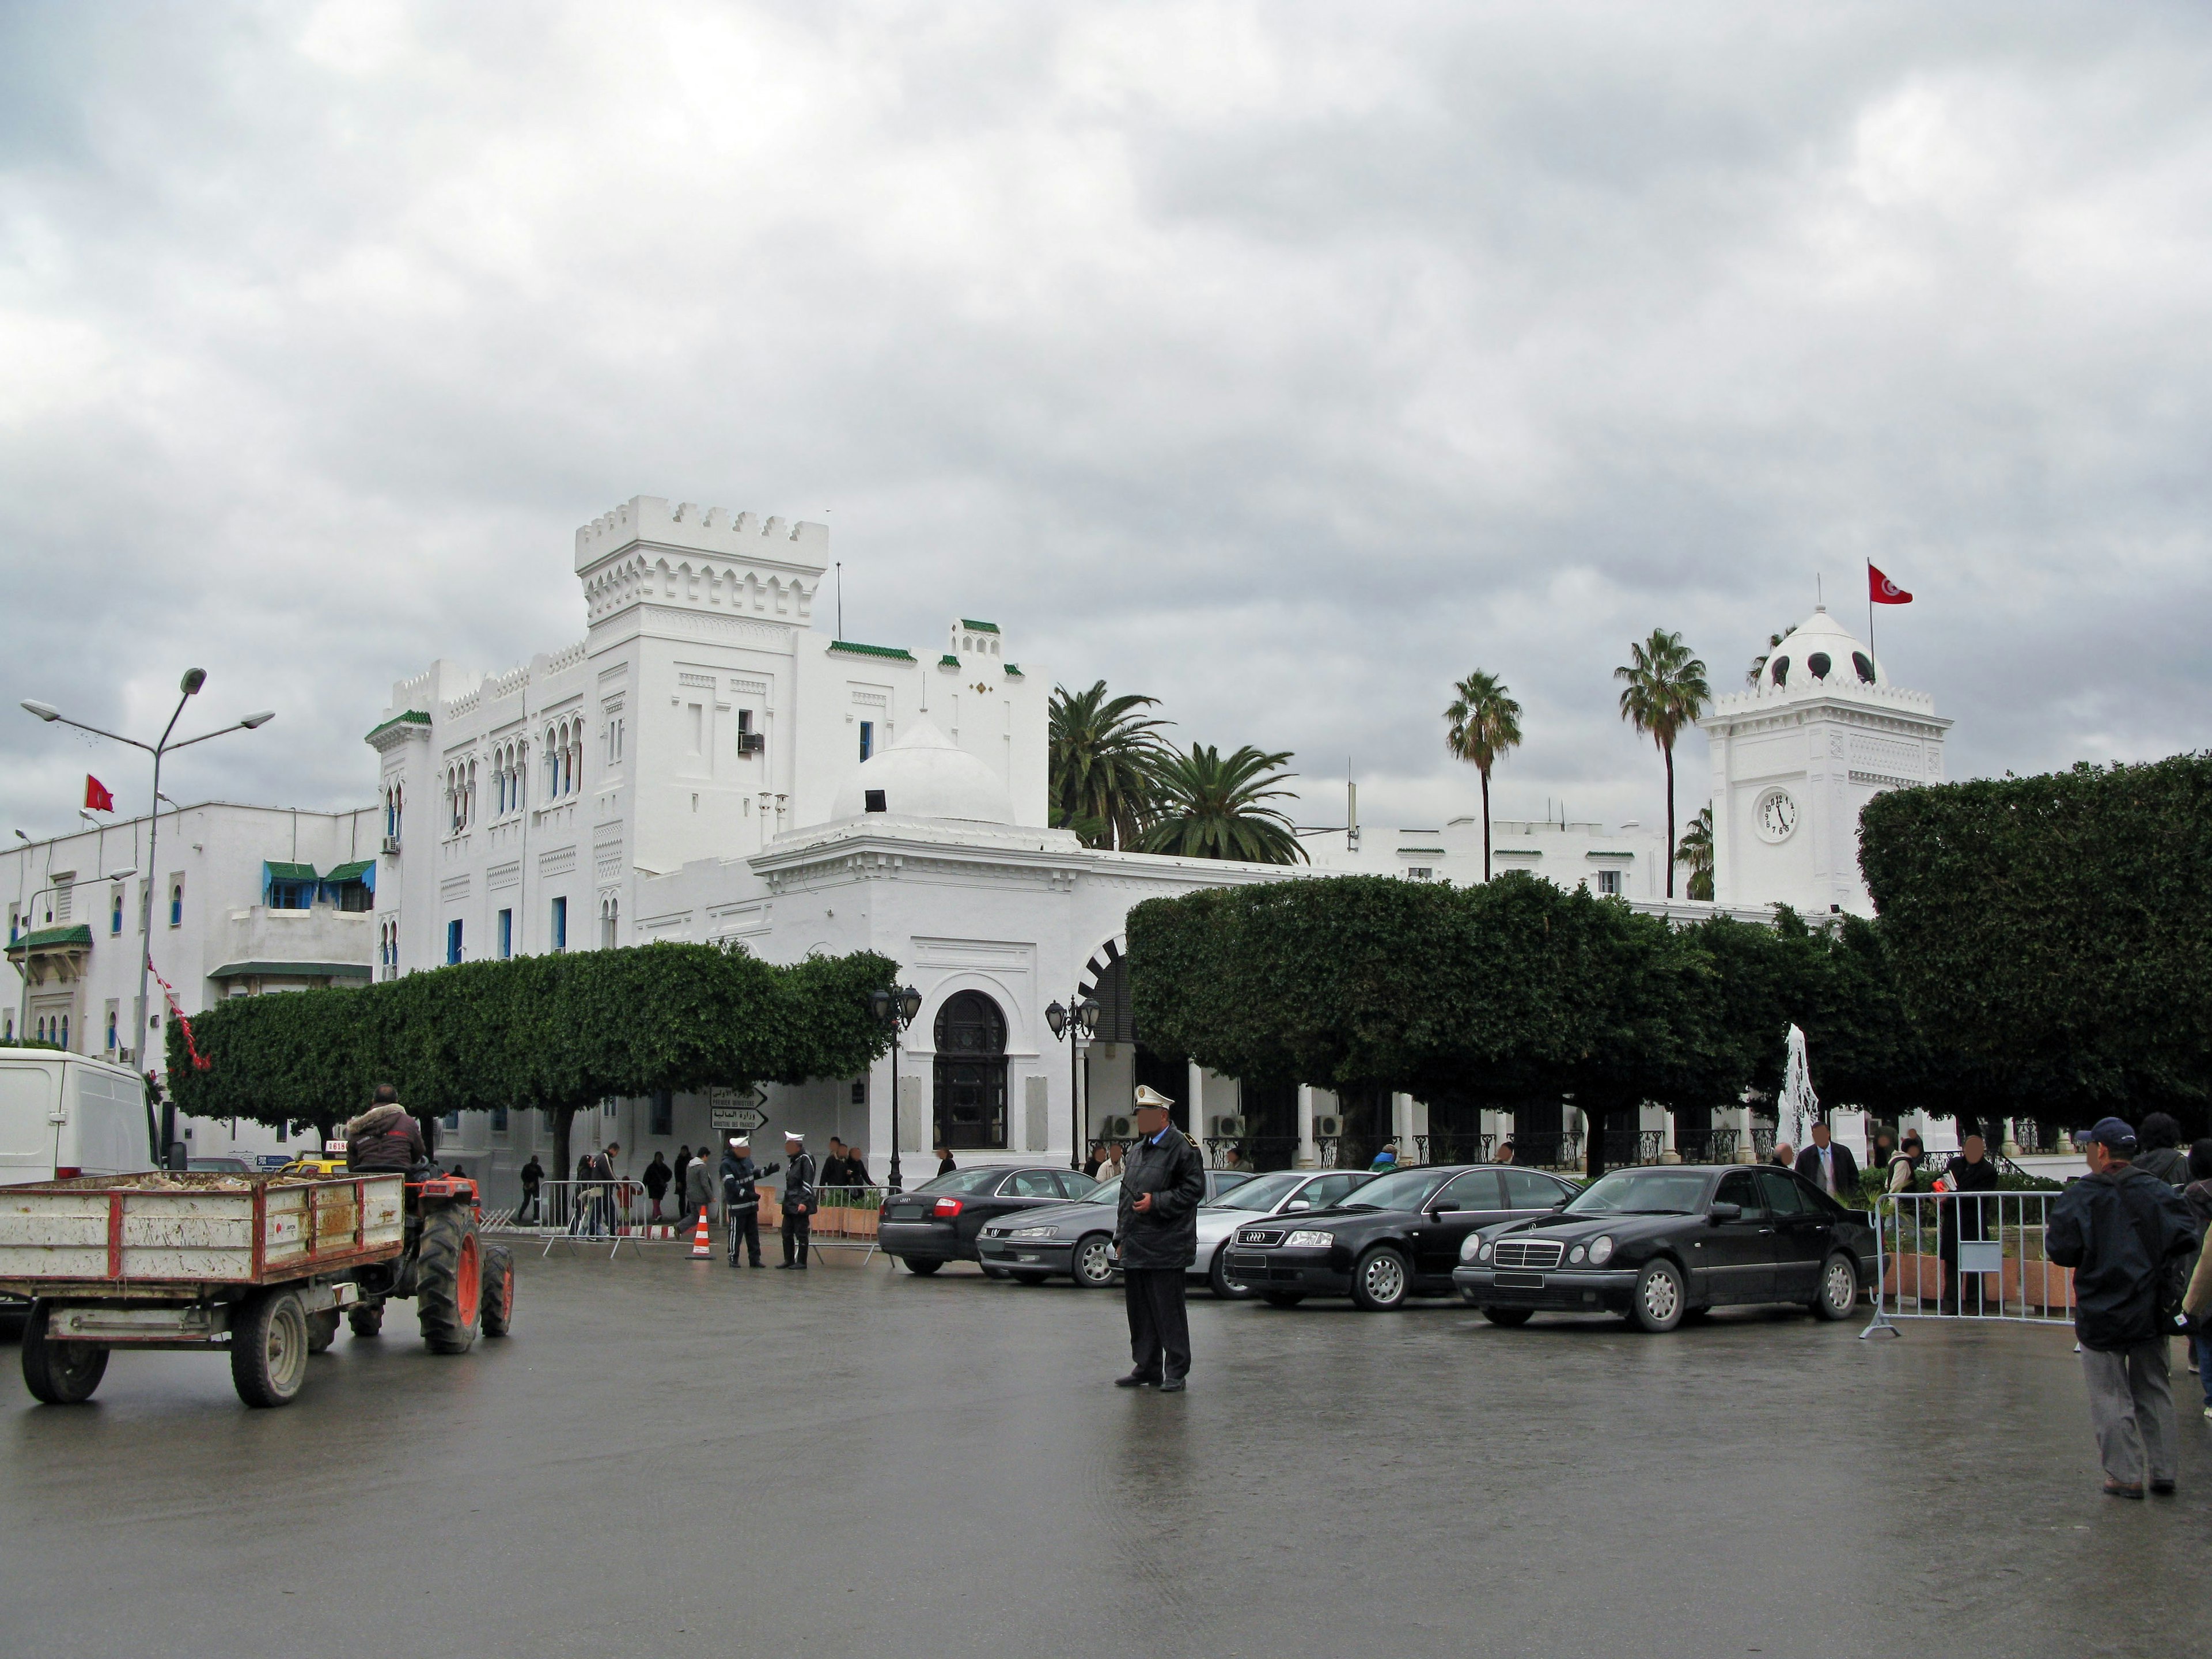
<box><xmin>1044</xmin><ymin>993</ymin><xmax>1103</xmax><ymax>1172</ymax></box>
<box><xmin>869</xmin><ymin>983</ymin><xmax>923</xmax><ymax>1191</ymax></box>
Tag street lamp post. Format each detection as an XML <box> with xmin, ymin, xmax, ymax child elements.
<box><xmin>22</xmin><ymin>671</ymin><xmax>274</xmax><ymax>1165</ymax></box>
<box><xmin>869</xmin><ymin>984</ymin><xmax>923</xmax><ymax>1193</ymax></box>
<box><xmin>1044</xmin><ymin>993</ymin><xmax>1102</xmax><ymax>1172</ymax></box>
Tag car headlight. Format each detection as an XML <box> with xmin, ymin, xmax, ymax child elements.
<box><xmin>1460</xmin><ymin>1233</ymin><xmax>1483</xmax><ymax>1262</ymax></box>
<box><xmin>1009</xmin><ymin>1226</ymin><xmax>1058</xmax><ymax>1240</ymax></box>
<box><xmin>1479</xmin><ymin>1238</ymin><xmax>1494</xmax><ymax>1260</ymax></box>
<box><xmin>1587</xmin><ymin>1235</ymin><xmax>1615</xmax><ymax>1266</ymax></box>
<box><xmin>1284</xmin><ymin>1230</ymin><xmax>1334</xmax><ymax>1249</ymax></box>
<box><xmin>1568</xmin><ymin>1244</ymin><xmax>1586</xmax><ymax>1264</ymax></box>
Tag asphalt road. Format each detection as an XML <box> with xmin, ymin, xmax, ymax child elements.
<box><xmin>5</xmin><ymin>1245</ymin><xmax>2210</xmax><ymax>1659</ymax></box>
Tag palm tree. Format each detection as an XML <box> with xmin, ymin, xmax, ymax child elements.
<box><xmin>1614</xmin><ymin>629</ymin><xmax>1713</xmax><ymax>897</ymax></box>
<box><xmin>1747</xmin><ymin>626</ymin><xmax>1796</xmax><ymax>687</ymax></box>
<box><xmin>1675</xmin><ymin>804</ymin><xmax>1714</xmax><ymax>901</ymax></box>
<box><xmin>1140</xmin><ymin>744</ymin><xmax>1307</xmax><ymax>864</ymax></box>
<box><xmin>1443</xmin><ymin>669</ymin><xmax>1523</xmax><ymax>881</ymax></box>
<box><xmin>1049</xmin><ymin>681</ymin><xmax>1169</xmax><ymax>850</ymax></box>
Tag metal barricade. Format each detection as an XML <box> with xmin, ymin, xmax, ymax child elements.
<box><xmin>1861</xmin><ymin>1188</ymin><xmax>2075</xmax><ymax>1339</ymax></box>
<box><xmin>494</xmin><ymin>1179</ymin><xmax>684</xmax><ymax>1257</ymax></box>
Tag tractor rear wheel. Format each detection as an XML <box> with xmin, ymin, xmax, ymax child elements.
<box><xmin>480</xmin><ymin>1245</ymin><xmax>516</xmax><ymax>1338</ymax></box>
<box><xmin>416</xmin><ymin>1206</ymin><xmax>483</xmax><ymax>1355</ymax></box>
<box><xmin>348</xmin><ymin>1302</ymin><xmax>384</xmax><ymax>1338</ymax></box>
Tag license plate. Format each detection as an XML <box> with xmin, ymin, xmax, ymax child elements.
<box><xmin>1495</xmin><ymin>1273</ymin><xmax>1546</xmax><ymax>1290</ymax></box>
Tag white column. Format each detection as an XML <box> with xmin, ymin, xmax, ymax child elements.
<box><xmin>1296</xmin><ymin>1084</ymin><xmax>1317</xmax><ymax>1168</ymax></box>
<box><xmin>1391</xmin><ymin>1092</ymin><xmax>1412</xmax><ymax>1152</ymax></box>
<box><xmin>1736</xmin><ymin>1099</ymin><xmax>1758</xmax><ymax>1164</ymax></box>
<box><xmin>1660</xmin><ymin>1107</ymin><xmax>1680</xmax><ymax>1165</ymax></box>
<box><xmin>1187</xmin><ymin>1059</ymin><xmax>1206</xmax><ymax>1138</ymax></box>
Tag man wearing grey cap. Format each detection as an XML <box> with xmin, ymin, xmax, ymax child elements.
<box><xmin>2047</xmin><ymin>1117</ymin><xmax>2199</xmax><ymax>1498</ymax></box>
<box><xmin>1113</xmin><ymin>1085</ymin><xmax>1207</xmax><ymax>1392</ymax></box>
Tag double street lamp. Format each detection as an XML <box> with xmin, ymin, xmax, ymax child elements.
<box><xmin>868</xmin><ymin>983</ymin><xmax>923</xmax><ymax>1192</ymax></box>
<box><xmin>21</xmin><ymin>670</ymin><xmax>274</xmax><ymax>1165</ymax></box>
<box><xmin>1044</xmin><ymin>993</ymin><xmax>1102</xmax><ymax>1173</ymax></box>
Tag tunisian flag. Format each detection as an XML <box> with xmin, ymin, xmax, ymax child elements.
<box><xmin>1869</xmin><ymin>564</ymin><xmax>1913</xmax><ymax>605</ymax></box>
<box><xmin>84</xmin><ymin>775</ymin><xmax>115</xmax><ymax>813</ymax></box>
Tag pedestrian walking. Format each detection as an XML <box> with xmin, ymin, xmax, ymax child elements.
<box><xmin>643</xmin><ymin>1149</ymin><xmax>671</xmax><ymax>1221</ymax></box>
<box><xmin>1369</xmin><ymin>1141</ymin><xmax>1400</xmax><ymax>1172</ymax></box>
<box><xmin>683</xmin><ymin>1143</ymin><xmax>717</xmax><ymax>1232</ymax></box>
<box><xmin>1794</xmin><ymin>1122</ymin><xmax>1861</xmax><ymax>1203</ymax></box>
<box><xmin>1769</xmin><ymin>1142</ymin><xmax>1796</xmax><ymax>1170</ymax></box>
<box><xmin>587</xmin><ymin>1142</ymin><xmax>620</xmax><ymax>1237</ymax></box>
<box><xmin>1938</xmin><ymin>1134</ymin><xmax>2002</xmax><ymax>1314</ymax></box>
<box><xmin>2134</xmin><ymin>1114</ymin><xmax>2190</xmax><ymax>1187</ymax></box>
<box><xmin>721</xmin><ymin>1135</ymin><xmax>778</xmax><ymax>1268</ymax></box>
<box><xmin>778</xmin><ymin>1133</ymin><xmax>817</xmax><ymax>1268</ymax></box>
<box><xmin>1870</xmin><ymin>1126</ymin><xmax>1897</xmax><ymax>1172</ymax></box>
<box><xmin>1885</xmin><ymin>1134</ymin><xmax>1923</xmax><ymax>1194</ymax></box>
<box><xmin>1084</xmin><ymin>1141</ymin><xmax>1109</xmax><ymax>1179</ymax></box>
<box><xmin>1113</xmin><ymin>1085</ymin><xmax>1206</xmax><ymax>1393</ymax></box>
<box><xmin>934</xmin><ymin>1143</ymin><xmax>957</xmax><ymax>1177</ymax></box>
<box><xmin>2046</xmin><ymin>1118</ymin><xmax>2198</xmax><ymax>1498</ymax></box>
<box><xmin>846</xmin><ymin>1144</ymin><xmax>871</xmax><ymax>1188</ymax></box>
<box><xmin>820</xmin><ymin>1137</ymin><xmax>850</xmax><ymax>1190</ymax></box>
<box><xmin>517</xmin><ymin>1153</ymin><xmax>544</xmax><ymax>1225</ymax></box>
<box><xmin>2180</xmin><ymin>1139</ymin><xmax>2212</xmax><ymax>1416</ymax></box>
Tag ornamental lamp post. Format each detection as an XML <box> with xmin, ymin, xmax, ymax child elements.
<box><xmin>22</xmin><ymin>672</ymin><xmax>274</xmax><ymax>1166</ymax></box>
<box><xmin>869</xmin><ymin>983</ymin><xmax>922</xmax><ymax>1192</ymax></box>
<box><xmin>1044</xmin><ymin>993</ymin><xmax>1102</xmax><ymax>1173</ymax></box>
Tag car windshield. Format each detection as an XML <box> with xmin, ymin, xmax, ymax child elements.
<box><xmin>1085</xmin><ymin>1177</ymin><xmax>1123</xmax><ymax>1206</ymax></box>
<box><xmin>1207</xmin><ymin>1171</ymin><xmax>1306</xmax><ymax>1211</ymax></box>
<box><xmin>1565</xmin><ymin>1170</ymin><xmax>1711</xmax><ymax>1215</ymax></box>
<box><xmin>912</xmin><ymin>1169</ymin><xmax>1004</xmax><ymax>1195</ymax></box>
<box><xmin>1343</xmin><ymin>1169</ymin><xmax>1449</xmax><ymax>1211</ymax></box>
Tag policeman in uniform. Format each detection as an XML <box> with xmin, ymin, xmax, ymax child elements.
<box><xmin>719</xmin><ymin>1136</ymin><xmax>778</xmax><ymax>1268</ymax></box>
<box><xmin>777</xmin><ymin>1132</ymin><xmax>817</xmax><ymax>1269</ymax></box>
<box><xmin>1113</xmin><ymin>1085</ymin><xmax>1207</xmax><ymax>1391</ymax></box>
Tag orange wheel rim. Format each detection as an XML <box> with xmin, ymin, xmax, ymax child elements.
<box><xmin>457</xmin><ymin>1234</ymin><xmax>481</xmax><ymax>1324</ymax></box>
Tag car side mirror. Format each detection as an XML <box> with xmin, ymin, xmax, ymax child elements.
<box><xmin>1286</xmin><ymin>1199</ymin><xmax>1309</xmax><ymax>1211</ymax></box>
<box><xmin>1709</xmin><ymin>1202</ymin><xmax>1743</xmax><ymax>1223</ymax></box>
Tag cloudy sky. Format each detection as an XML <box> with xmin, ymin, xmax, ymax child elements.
<box><xmin>3</xmin><ymin>2</ymin><xmax>2207</xmax><ymax>846</ymax></box>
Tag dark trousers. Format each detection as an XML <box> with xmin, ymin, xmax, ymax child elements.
<box><xmin>517</xmin><ymin>1188</ymin><xmax>539</xmax><ymax>1225</ymax></box>
<box><xmin>728</xmin><ymin>1206</ymin><xmax>761</xmax><ymax>1265</ymax></box>
<box><xmin>782</xmin><ymin>1210</ymin><xmax>810</xmax><ymax>1266</ymax></box>
<box><xmin>1124</xmin><ymin>1267</ymin><xmax>1191</xmax><ymax>1382</ymax></box>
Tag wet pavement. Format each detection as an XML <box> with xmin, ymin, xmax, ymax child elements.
<box><xmin>5</xmin><ymin>1244</ymin><xmax>2211</xmax><ymax>1658</ymax></box>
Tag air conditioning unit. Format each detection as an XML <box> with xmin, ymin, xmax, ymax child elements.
<box><xmin>1212</xmin><ymin>1115</ymin><xmax>1247</xmax><ymax>1138</ymax></box>
<box><xmin>381</xmin><ymin>836</ymin><xmax>401</xmax><ymax>854</ymax></box>
<box><xmin>1104</xmin><ymin>1115</ymin><xmax>1134</xmax><ymax>1138</ymax></box>
<box><xmin>1313</xmin><ymin>1114</ymin><xmax>1343</xmax><ymax>1138</ymax></box>
<box><xmin>737</xmin><ymin>733</ymin><xmax>766</xmax><ymax>756</ymax></box>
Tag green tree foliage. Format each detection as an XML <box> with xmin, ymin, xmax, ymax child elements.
<box><xmin>166</xmin><ymin>942</ymin><xmax>899</xmax><ymax>1176</ymax></box>
<box><xmin>1675</xmin><ymin>805</ymin><xmax>1714</xmax><ymax>900</ymax></box>
<box><xmin>1130</xmin><ymin>873</ymin><xmax>1934</xmax><ymax>1175</ymax></box>
<box><xmin>1141</xmin><ymin>744</ymin><xmax>1306</xmax><ymax>865</ymax></box>
<box><xmin>1861</xmin><ymin>756</ymin><xmax>2212</xmax><ymax>1128</ymax></box>
<box><xmin>1443</xmin><ymin>669</ymin><xmax>1523</xmax><ymax>881</ymax></box>
<box><xmin>1048</xmin><ymin>680</ymin><xmax>1168</xmax><ymax>849</ymax></box>
<box><xmin>1615</xmin><ymin>628</ymin><xmax>1712</xmax><ymax>897</ymax></box>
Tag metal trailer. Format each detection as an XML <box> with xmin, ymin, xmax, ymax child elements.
<box><xmin>0</xmin><ymin>1169</ymin><xmax>512</xmax><ymax>1407</ymax></box>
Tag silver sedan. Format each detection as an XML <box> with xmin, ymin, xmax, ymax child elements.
<box><xmin>1179</xmin><ymin>1168</ymin><xmax>1377</xmax><ymax>1298</ymax></box>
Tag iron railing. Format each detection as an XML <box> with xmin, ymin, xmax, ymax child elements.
<box><xmin>1414</xmin><ymin>1132</ymin><xmax>1496</xmax><ymax>1166</ymax></box>
<box><xmin>1601</xmin><ymin>1130</ymin><xmax>1668</xmax><ymax>1168</ymax></box>
<box><xmin>1676</xmin><ymin>1128</ymin><xmax>1737</xmax><ymax>1164</ymax></box>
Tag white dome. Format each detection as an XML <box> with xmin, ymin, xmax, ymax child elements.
<box><xmin>831</xmin><ymin>715</ymin><xmax>1015</xmax><ymax>824</ymax></box>
<box><xmin>1761</xmin><ymin>607</ymin><xmax>1881</xmax><ymax>691</ymax></box>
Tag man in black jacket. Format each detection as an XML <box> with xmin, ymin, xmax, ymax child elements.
<box><xmin>2047</xmin><ymin>1118</ymin><xmax>2199</xmax><ymax>1497</ymax></box>
<box><xmin>720</xmin><ymin>1137</ymin><xmax>778</xmax><ymax>1268</ymax></box>
<box><xmin>1794</xmin><ymin>1122</ymin><xmax>1860</xmax><ymax>1205</ymax></box>
<box><xmin>1113</xmin><ymin>1085</ymin><xmax>1207</xmax><ymax>1392</ymax></box>
<box><xmin>778</xmin><ymin>1133</ymin><xmax>817</xmax><ymax>1269</ymax></box>
<box><xmin>1938</xmin><ymin>1135</ymin><xmax>2002</xmax><ymax>1313</ymax></box>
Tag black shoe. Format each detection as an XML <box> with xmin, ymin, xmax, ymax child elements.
<box><xmin>2152</xmin><ymin>1479</ymin><xmax>2177</xmax><ymax>1495</ymax></box>
<box><xmin>749</xmin><ymin>1260</ymin><xmax>766</xmax><ymax>1269</ymax></box>
<box><xmin>1113</xmin><ymin>1372</ymin><xmax>1159</xmax><ymax>1388</ymax></box>
<box><xmin>775</xmin><ymin>1262</ymin><xmax>796</xmax><ymax>1270</ymax></box>
<box><xmin>1158</xmin><ymin>1377</ymin><xmax>1187</xmax><ymax>1393</ymax></box>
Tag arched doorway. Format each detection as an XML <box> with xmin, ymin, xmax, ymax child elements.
<box><xmin>933</xmin><ymin>991</ymin><xmax>1009</xmax><ymax>1150</ymax></box>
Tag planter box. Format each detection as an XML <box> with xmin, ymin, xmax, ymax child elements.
<box><xmin>1885</xmin><ymin>1252</ymin><xmax>2076</xmax><ymax>1312</ymax></box>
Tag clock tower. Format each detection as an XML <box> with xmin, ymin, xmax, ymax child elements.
<box><xmin>1699</xmin><ymin>606</ymin><xmax>1950</xmax><ymax>918</ymax></box>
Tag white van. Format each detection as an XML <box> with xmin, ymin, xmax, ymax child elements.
<box><xmin>0</xmin><ymin>1050</ymin><xmax>157</xmax><ymax>1184</ymax></box>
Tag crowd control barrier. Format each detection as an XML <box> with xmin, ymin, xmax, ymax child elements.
<box><xmin>1861</xmin><ymin>1188</ymin><xmax>2076</xmax><ymax>1339</ymax></box>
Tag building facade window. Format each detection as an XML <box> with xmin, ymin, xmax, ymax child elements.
<box><xmin>168</xmin><ymin>878</ymin><xmax>183</xmax><ymax>927</ymax></box>
<box><xmin>446</xmin><ymin>918</ymin><xmax>463</xmax><ymax>965</ymax></box>
<box><xmin>497</xmin><ymin>908</ymin><xmax>513</xmax><ymax>959</ymax></box>
<box><xmin>491</xmin><ymin>1105</ymin><xmax>509</xmax><ymax>1135</ymax></box>
<box><xmin>551</xmin><ymin>896</ymin><xmax>567</xmax><ymax>952</ymax></box>
<box><xmin>859</xmin><ymin>719</ymin><xmax>874</xmax><ymax>762</ymax></box>
<box><xmin>599</xmin><ymin>895</ymin><xmax>618</xmax><ymax>949</ymax></box>
<box><xmin>111</xmin><ymin>888</ymin><xmax>124</xmax><ymax>934</ymax></box>
<box><xmin>1596</xmin><ymin>869</ymin><xmax>1622</xmax><ymax>896</ymax></box>
<box><xmin>933</xmin><ymin>990</ymin><xmax>1009</xmax><ymax>1150</ymax></box>
<box><xmin>649</xmin><ymin>1092</ymin><xmax>673</xmax><ymax>1137</ymax></box>
<box><xmin>105</xmin><ymin>1001</ymin><xmax>119</xmax><ymax>1053</ymax></box>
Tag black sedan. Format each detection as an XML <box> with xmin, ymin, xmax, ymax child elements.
<box><xmin>877</xmin><ymin>1166</ymin><xmax>1101</xmax><ymax>1275</ymax></box>
<box><xmin>974</xmin><ymin>1168</ymin><xmax>1254</xmax><ymax>1288</ymax></box>
<box><xmin>1222</xmin><ymin>1164</ymin><xmax>1581</xmax><ymax>1311</ymax></box>
<box><xmin>1452</xmin><ymin>1164</ymin><xmax>1878</xmax><ymax>1332</ymax></box>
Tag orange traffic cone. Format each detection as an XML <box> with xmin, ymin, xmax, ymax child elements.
<box><xmin>690</xmin><ymin>1206</ymin><xmax>713</xmax><ymax>1258</ymax></box>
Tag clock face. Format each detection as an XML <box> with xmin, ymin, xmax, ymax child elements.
<box><xmin>1756</xmin><ymin>789</ymin><xmax>1798</xmax><ymax>843</ymax></box>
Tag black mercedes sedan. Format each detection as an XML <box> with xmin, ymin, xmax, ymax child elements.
<box><xmin>974</xmin><ymin>1168</ymin><xmax>1253</xmax><ymax>1288</ymax></box>
<box><xmin>877</xmin><ymin>1166</ymin><xmax>1100</xmax><ymax>1275</ymax></box>
<box><xmin>1221</xmin><ymin>1164</ymin><xmax>1580</xmax><ymax>1310</ymax></box>
<box><xmin>1451</xmin><ymin>1164</ymin><xmax>1878</xmax><ymax>1332</ymax></box>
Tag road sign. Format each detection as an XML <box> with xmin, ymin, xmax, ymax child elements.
<box><xmin>709</xmin><ymin>1085</ymin><xmax>770</xmax><ymax>1134</ymax></box>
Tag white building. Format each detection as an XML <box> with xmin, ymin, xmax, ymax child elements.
<box><xmin>3</xmin><ymin>801</ymin><xmax>381</xmax><ymax>1163</ymax></box>
<box><xmin>369</xmin><ymin>498</ymin><xmax>1949</xmax><ymax>1198</ymax></box>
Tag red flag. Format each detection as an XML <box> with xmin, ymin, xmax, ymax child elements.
<box><xmin>1869</xmin><ymin>565</ymin><xmax>1912</xmax><ymax>605</ymax></box>
<box><xmin>84</xmin><ymin>775</ymin><xmax>115</xmax><ymax>813</ymax></box>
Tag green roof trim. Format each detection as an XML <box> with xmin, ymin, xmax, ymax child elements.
<box><xmin>828</xmin><ymin>641</ymin><xmax>917</xmax><ymax>662</ymax></box>
<box><xmin>265</xmin><ymin>861</ymin><xmax>319</xmax><ymax>883</ymax></box>
<box><xmin>209</xmin><ymin>960</ymin><xmax>372</xmax><ymax>982</ymax></box>
<box><xmin>938</xmin><ymin>654</ymin><xmax>961</xmax><ymax>668</ymax></box>
<box><xmin>1004</xmin><ymin>664</ymin><xmax>1023</xmax><ymax>677</ymax></box>
<box><xmin>6</xmin><ymin>925</ymin><xmax>93</xmax><ymax>957</ymax></box>
<box><xmin>323</xmin><ymin>861</ymin><xmax>374</xmax><ymax>884</ymax></box>
<box><xmin>960</xmin><ymin>619</ymin><xmax>999</xmax><ymax>634</ymax></box>
<box><xmin>363</xmin><ymin>710</ymin><xmax>431</xmax><ymax>744</ymax></box>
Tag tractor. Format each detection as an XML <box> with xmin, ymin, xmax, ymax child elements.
<box><xmin>320</xmin><ymin>1170</ymin><xmax>515</xmax><ymax>1355</ymax></box>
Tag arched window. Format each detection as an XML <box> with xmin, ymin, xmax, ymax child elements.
<box><xmin>932</xmin><ymin>991</ymin><xmax>1009</xmax><ymax>1150</ymax></box>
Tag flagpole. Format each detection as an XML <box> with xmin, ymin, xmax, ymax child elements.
<box><xmin>1867</xmin><ymin>559</ymin><xmax>1874</xmax><ymax>661</ymax></box>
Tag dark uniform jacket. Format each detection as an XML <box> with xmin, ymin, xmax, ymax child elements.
<box><xmin>1794</xmin><ymin>1142</ymin><xmax>1861</xmax><ymax>1200</ymax></box>
<box><xmin>2047</xmin><ymin>1166</ymin><xmax>2198</xmax><ymax>1351</ymax></box>
<box><xmin>1115</xmin><ymin>1127</ymin><xmax>1207</xmax><ymax>1270</ymax></box>
<box><xmin>721</xmin><ymin>1153</ymin><xmax>778</xmax><ymax>1210</ymax></box>
<box><xmin>783</xmin><ymin>1152</ymin><xmax>818</xmax><ymax>1214</ymax></box>
<box><xmin>344</xmin><ymin>1102</ymin><xmax>426</xmax><ymax>1172</ymax></box>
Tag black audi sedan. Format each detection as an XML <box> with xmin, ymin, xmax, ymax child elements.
<box><xmin>1221</xmin><ymin>1164</ymin><xmax>1580</xmax><ymax>1310</ymax></box>
<box><xmin>1452</xmin><ymin>1164</ymin><xmax>1878</xmax><ymax>1332</ymax></box>
<box><xmin>878</xmin><ymin>1166</ymin><xmax>1100</xmax><ymax>1275</ymax></box>
<box><xmin>974</xmin><ymin>1168</ymin><xmax>1253</xmax><ymax>1288</ymax></box>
